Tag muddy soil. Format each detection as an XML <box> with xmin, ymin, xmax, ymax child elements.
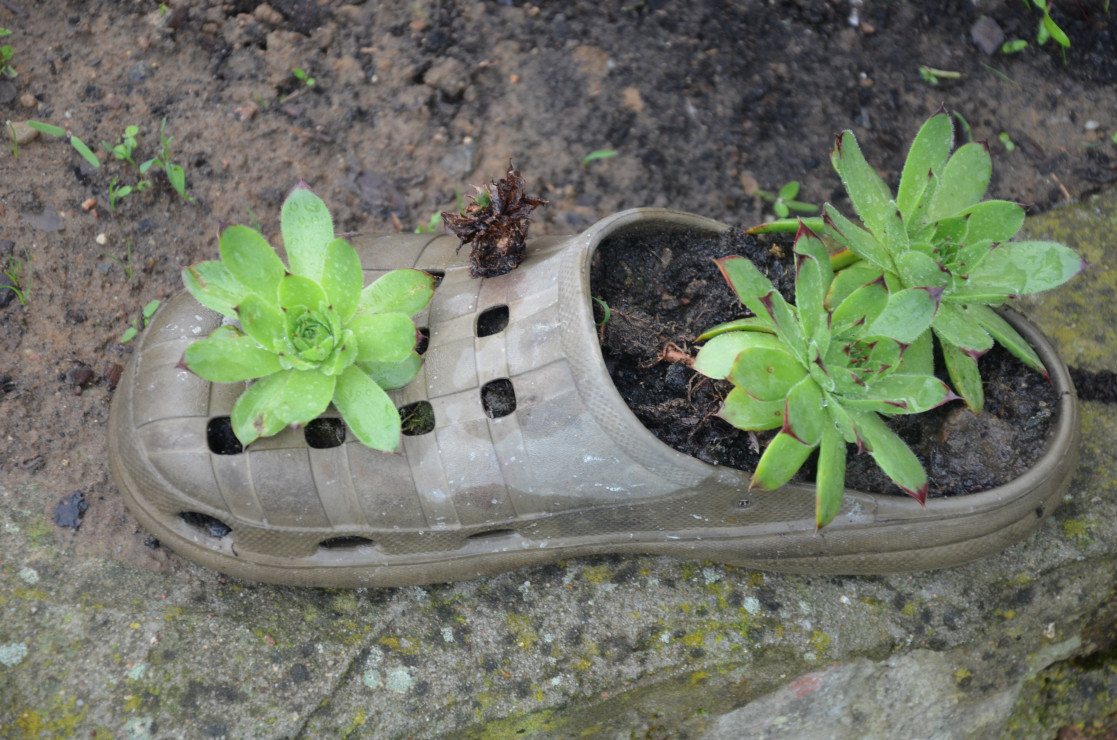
<box><xmin>1</xmin><ymin>1</ymin><xmax>1115</xmax><ymax>565</ymax></box>
<box><xmin>591</xmin><ymin>227</ymin><xmax>1058</xmax><ymax>498</ymax></box>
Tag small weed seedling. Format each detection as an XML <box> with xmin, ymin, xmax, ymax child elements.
<box><xmin>415</xmin><ymin>189</ymin><xmax>465</xmax><ymax>233</ymax></box>
<box><xmin>2</xmin><ymin>249</ymin><xmax>31</xmax><ymax>306</ymax></box>
<box><xmin>104</xmin><ymin>125</ymin><xmax>141</xmax><ymax>168</ymax></box>
<box><xmin>919</xmin><ymin>66</ymin><xmax>963</xmax><ymax>85</ymax></box>
<box><xmin>754</xmin><ymin>181</ymin><xmax>817</xmax><ymax>218</ymax></box>
<box><xmin>120</xmin><ymin>299</ymin><xmax>161</xmax><ymax>344</ymax></box>
<box><xmin>108</xmin><ymin>177</ymin><xmax>152</xmax><ymax>212</ymax></box>
<box><xmin>0</xmin><ymin>28</ymin><xmax>16</xmax><ymax>79</ymax></box>
<box><xmin>139</xmin><ymin>118</ymin><xmax>194</xmax><ymax>203</ymax></box>
<box><xmin>104</xmin><ymin>239</ymin><xmax>139</xmax><ymax>280</ymax></box>
<box><xmin>1026</xmin><ymin>0</ymin><xmax>1070</xmax><ymax>62</ymax></box>
<box><xmin>414</xmin><ymin>211</ymin><xmax>442</xmax><ymax>234</ymax></box>
<box><xmin>6</xmin><ymin>121</ymin><xmax>17</xmax><ymax>159</ymax></box>
<box><xmin>292</xmin><ymin>67</ymin><xmax>316</xmax><ymax>87</ymax></box>
<box><xmin>998</xmin><ymin>132</ymin><xmax>1016</xmax><ymax>152</ymax></box>
<box><xmin>1002</xmin><ymin>39</ymin><xmax>1029</xmax><ymax>54</ymax></box>
<box><xmin>582</xmin><ymin>149</ymin><xmax>617</xmax><ymax>167</ymax></box>
<box><xmin>27</xmin><ymin>121</ymin><xmax>102</xmax><ymax>168</ymax></box>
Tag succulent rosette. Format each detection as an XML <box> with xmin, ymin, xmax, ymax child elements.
<box><xmin>695</xmin><ymin>225</ymin><xmax>956</xmax><ymax>528</ymax></box>
<box><xmin>825</xmin><ymin>109</ymin><xmax>1085</xmax><ymax>410</ymax></box>
<box><xmin>180</xmin><ymin>182</ymin><xmax>434</xmax><ymax>451</ymax></box>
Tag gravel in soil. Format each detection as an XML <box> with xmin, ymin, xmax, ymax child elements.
<box><xmin>590</xmin><ymin>227</ymin><xmax>1058</xmax><ymax>498</ymax></box>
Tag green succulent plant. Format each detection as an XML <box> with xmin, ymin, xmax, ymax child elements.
<box><xmin>694</xmin><ymin>225</ymin><xmax>956</xmax><ymax>528</ymax></box>
<box><xmin>824</xmin><ymin>109</ymin><xmax>1084</xmax><ymax>411</ymax></box>
<box><xmin>181</xmin><ymin>182</ymin><xmax>434</xmax><ymax>451</ymax></box>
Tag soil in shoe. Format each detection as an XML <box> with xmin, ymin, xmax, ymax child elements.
<box><xmin>590</xmin><ymin>227</ymin><xmax>1058</xmax><ymax>499</ymax></box>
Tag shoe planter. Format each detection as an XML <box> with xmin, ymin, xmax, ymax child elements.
<box><xmin>108</xmin><ymin>209</ymin><xmax>1081</xmax><ymax>587</ymax></box>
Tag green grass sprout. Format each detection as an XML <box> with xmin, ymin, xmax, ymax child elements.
<box><xmin>582</xmin><ymin>149</ymin><xmax>617</xmax><ymax>167</ymax></box>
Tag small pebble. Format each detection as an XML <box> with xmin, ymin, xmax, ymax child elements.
<box><xmin>1085</xmin><ymin>120</ymin><xmax>1100</xmax><ymax>130</ymax></box>
<box><xmin>102</xmin><ymin>363</ymin><xmax>123</xmax><ymax>390</ymax></box>
<box><xmin>18</xmin><ymin>93</ymin><xmax>37</xmax><ymax>109</ymax></box>
<box><xmin>54</xmin><ymin>491</ymin><xmax>89</xmax><ymax>530</ymax></box>
<box><xmin>81</xmin><ymin>198</ymin><xmax>97</xmax><ymax>211</ymax></box>
<box><xmin>9</xmin><ymin>122</ymin><xmax>39</xmax><ymax>145</ymax></box>
<box><xmin>66</xmin><ymin>365</ymin><xmax>94</xmax><ymax>389</ymax></box>
<box><xmin>95</xmin><ymin>233</ymin><xmax>107</xmax><ymax>246</ymax></box>
<box><xmin>971</xmin><ymin>16</ymin><xmax>1004</xmax><ymax>56</ymax></box>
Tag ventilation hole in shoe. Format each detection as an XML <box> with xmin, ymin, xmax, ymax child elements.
<box><xmin>305</xmin><ymin>418</ymin><xmax>346</xmax><ymax>448</ymax></box>
<box><xmin>180</xmin><ymin>512</ymin><xmax>232</xmax><ymax>538</ymax></box>
<box><xmin>468</xmin><ymin>528</ymin><xmax>516</xmax><ymax>540</ymax></box>
<box><xmin>415</xmin><ymin>327</ymin><xmax>430</xmax><ymax>355</ymax></box>
<box><xmin>319</xmin><ymin>536</ymin><xmax>375</xmax><ymax>550</ymax></box>
<box><xmin>207</xmin><ymin>416</ymin><xmax>244</xmax><ymax>455</ymax></box>
<box><xmin>400</xmin><ymin>401</ymin><xmax>435</xmax><ymax>436</ymax></box>
<box><xmin>481</xmin><ymin>378</ymin><xmax>516</xmax><ymax>419</ymax></box>
<box><xmin>476</xmin><ymin>305</ymin><xmax>509</xmax><ymax>337</ymax></box>
<box><xmin>425</xmin><ymin>269</ymin><xmax>445</xmax><ymax>289</ymax></box>
<box><xmin>734</xmin><ymin>498</ymin><xmax>753</xmax><ymax>510</ymax></box>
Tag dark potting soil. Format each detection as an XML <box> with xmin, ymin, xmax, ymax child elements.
<box><xmin>590</xmin><ymin>228</ymin><xmax>1059</xmax><ymax>499</ymax></box>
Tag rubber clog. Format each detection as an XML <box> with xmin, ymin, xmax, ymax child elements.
<box><xmin>108</xmin><ymin>209</ymin><xmax>1081</xmax><ymax>587</ymax></box>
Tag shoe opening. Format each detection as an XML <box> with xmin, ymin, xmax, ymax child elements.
<box><xmin>400</xmin><ymin>401</ymin><xmax>435</xmax><ymax>436</ymax></box>
<box><xmin>180</xmin><ymin>511</ymin><xmax>232</xmax><ymax>538</ymax></box>
<box><xmin>207</xmin><ymin>417</ymin><xmax>244</xmax><ymax>455</ymax></box>
<box><xmin>416</xmin><ymin>327</ymin><xmax>430</xmax><ymax>355</ymax></box>
<box><xmin>318</xmin><ymin>536</ymin><xmax>375</xmax><ymax>550</ymax></box>
<box><xmin>476</xmin><ymin>305</ymin><xmax>509</xmax><ymax>337</ymax></box>
<box><xmin>425</xmin><ymin>269</ymin><xmax>445</xmax><ymax>289</ymax></box>
<box><xmin>305</xmin><ymin>418</ymin><xmax>346</xmax><ymax>448</ymax></box>
<box><xmin>468</xmin><ymin>528</ymin><xmax>517</xmax><ymax>540</ymax></box>
<box><xmin>481</xmin><ymin>378</ymin><xmax>516</xmax><ymax>419</ymax></box>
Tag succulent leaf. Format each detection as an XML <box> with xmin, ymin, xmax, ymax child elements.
<box><xmin>333</xmin><ymin>365</ymin><xmax>402</xmax><ymax>451</ymax></box>
<box><xmin>695</xmin><ymin>316</ymin><xmax>773</xmax><ymax>341</ymax></box>
<box><xmin>864</xmin><ymin>287</ymin><xmax>940</xmax><ymax>344</ymax></box>
<box><xmin>831</xmin><ymin>131</ymin><xmax>895</xmax><ymax>239</ymax></box>
<box><xmin>719</xmin><ymin>387</ymin><xmax>785</xmax><ymax>431</ymax></box>
<box><xmin>793</xmin><ymin>228</ymin><xmax>832</xmax><ymax>344</ymax></box>
<box><xmin>941</xmin><ymin>341</ymin><xmax>984</xmax><ymax>412</ymax></box>
<box><xmin>358</xmin><ymin>269</ymin><xmax>437</xmax><ymax>316</ymax></box>
<box><xmin>349</xmin><ymin>312</ymin><xmax>419</xmax><ymax>364</ymax></box>
<box><xmin>962</xmin><ymin>241</ymin><xmax>1085</xmax><ymax>295</ymax></box>
<box><xmin>896</xmin><ymin>110</ymin><xmax>952</xmax><ymax>224</ymax></box>
<box><xmin>815</xmin><ymin>424</ymin><xmax>847</xmax><ymax>528</ymax></box>
<box><xmin>358</xmin><ymin>352</ymin><xmax>423</xmax><ymax>391</ymax></box>
<box><xmin>183</xmin><ymin>261</ymin><xmax>249</xmax><ymax>319</ymax></box>
<box><xmin>932</xmin><ymin>303</ymin><xmax>995</xmax><ymax>354</ymax></box>
<box><xmin>783</xmin><ymin>376</ymin><xmax>826</xmax><ymax>446</ymax></box>
<box><xmin>728</xmin><ymin>346</ymin><xmax>808</xmax><ymax>402</ymax></box>
<box><xmin>693</xmin><ymin>330</ymin><xmax>783</xmax><ymax>380</ymax></box>
<box><xmin>851</xmin><ymin>409</ymin><xmax>929</xmax><ymax>504</ymax></box>
<box><xmin>280</xmin><ymin>182</ymin><xmax>334</xmax><ymax>283</ymax></box>
<box><xmin>230</xmin><ymin>368</ymin><xmax>335</xmax><ymax>446</ymax></box>
<box><xmin>823</xmin><ymin>205</ymin><xmax>894</xmax><ymax>273</ymax></box>
<box><xmin>219</xmin><ymin>225</ymin><xmax>286</xmax><ymax>300</ymax></box>
<box><xmin>830</xmin><ymin>278</ymin><xmax>888</xmax><ymax>339</ymax></box>
<box><xmin>321</xmin><ymin>238</ymin><xmax>364</xmax><ymax>322</ymax></box>
<box><xmin>928</xmin><ymin>141</ymin><xmax>992</xmax><ymax>222</ymax></box>
<box><xmin>970</xmin><ymin>304</ymin><xmax>1045</xmax><ymax>375</ymax></box>
<box><xmin>954</xmin><ymin>200</ymin><xmax>1026</xmax><ymax>243</ymax></box>
<box><xmin>751</xmin><ymin>431</ymin><xmax>816</xmax><ymax>491</ymax></box>
<box><xmin>182</xmin><ymin>326</ymin><xmax>282</xmax><ymax>382</ymax></box>
<box><xmin>237</xmin><ymin>293</ymin><xmax>287</xmax><ymax>350</ymax></box>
